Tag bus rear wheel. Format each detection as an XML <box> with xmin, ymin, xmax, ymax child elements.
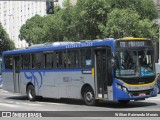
<box><xmin>27</xmin><ymin>85</ymin><xmax>36</xmax><ymax>101</ymax></box>
<box><xmin>83</xmin><ymin>87</ymin><xmax>95</xmax><ymax>106</ymax></box>
<box><xmin>118</xmin><ymin>100</ymin><xmax>130</xmax><ymax>104</ymax></box>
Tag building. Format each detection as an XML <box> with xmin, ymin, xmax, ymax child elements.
<box><xmin>0</xmin><ymin>0</ymin><xmax>77</xmax><ymax>48</ymax></box>
<box><xmin>58</xmin><ymin>0</ymin><xmax>77</xmax><ymax>7</ymax></box>
<box><xmin>0</xmin><ymin>1</ymin><xmax>46</xmax><ymax>48</ymax></box>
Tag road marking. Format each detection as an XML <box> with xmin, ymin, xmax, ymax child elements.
<box><xmin>0</xmin><ymin>89</ymin><xmax>8</xmax><ymax>92</ymax></box>
<box><xmin>19</xmin><ymin>102</ymin><xmax>43</xmax><ymax>106</ymax></box>
<box><xmin>147</xmin><ymin>98</ymin><xmax>160</xmax><ymax>101</ymax></box>
<box><xmin>39</xmin><ymin>101</ymin><xmax>64</xmax><ymax>105</ymax></box>
<box><xmin>5</xmin><ymin>100</ymin><xmax>43</xmax><ymax>106</ymax></box>
<box><xmin>0</xmin><ymin>103</ymin><xmax>20</xmax><ymax>108</ymax></box>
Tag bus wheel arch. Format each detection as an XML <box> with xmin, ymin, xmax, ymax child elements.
<box><xmin>26</xmin><ymin>83</ymin><xmax>36</xmax><ymax>101</ymax></box>
<box><xmin>81</xmin><ymin>84</ymin><xmax>96</xmax><ymax>106</ymax></box>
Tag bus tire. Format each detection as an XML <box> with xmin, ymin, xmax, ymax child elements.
<box><xmin>27</xmin><ymin>85</ymin><xmax>36</xmax><ymax>101</ymax></box>
<box><xmin>83</xmin><ymin>87</ymin><xmax>95</xmax><ymax>106</ymax></box>
<box><xmin>118</xmin><ymin>100</ymin><xmax>130</xmax><ymax>104</ymax></box>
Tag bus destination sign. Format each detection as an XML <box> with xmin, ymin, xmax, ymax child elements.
<box><xmin>116</xmin><ymin>41</ymin><xmax>151</xmax><ymax>48</ymax></box>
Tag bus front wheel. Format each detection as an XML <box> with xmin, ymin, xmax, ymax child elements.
<box><xmin>27</xmin><ymin>85</ymin><xmax>36</xmax><ymax>101</ymax></box>
<box><xmin>83</xmin><ymin>87</ymin><xmax>95</xmax><ymax>106</ymax></box>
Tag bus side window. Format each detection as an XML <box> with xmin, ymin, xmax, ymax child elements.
<box><xmin>58</xmin><ymin>51</ymin><xmax>63</xmax><ymax>68</ymax></box>
<box><xmin>68</xmin><ymin>50</ymin><xmax>79</xmax><ymax>68</ymax></box>
<box><xmin>67</xmin><ymin>51</ymin><xmax>71</xmax><ymax>68</ymax></box>
<box><xmin>63</xmin><ymin>51</ymin><xmax>67</xmax><ymax>68</ymax></box>
<box><xmin>85</xmin><ymin>49</ymin><xmax>92</xmax><ymax>67</ymax></box>
<box><xmin>80</xmin><ymin>49</ymin><xmax>92</xmax><ymax>68</ymax></box>
<box><xmin>80</xmin><ymin>49</ymin><xmax>85</xmax><ymax>68</ymax></box>
<box><xmin>22</xmin><ymin>54</ymin><xmax>31</xmax><ymax>69</ymax></box>
<box><xmin>55</xmin><ymin>51</ymin><xmax>63</xmax><ymax>68</ymax></box>
<box><xmin>56</xmin><ymin>52</ymin><xmax>59</xmax><ymax>68</ymax></box>
<box><xmin>45</xmin><ymin>53</ymin><xmax>53</xmax><ymax>69</ymax></box>
<box><xmin>4</xmin><ymin>56</ymin><xmax>13</xmax><ymax>70</ymax></box>
<box><xmin>75</xmin><ymin>50</ymin><xmax>79</xmax><ymax>67</ymax></box>
<box><xmin>32</xmin><ymin>53</ymin><xmax>43</xmax><ymax>69</ymax></box>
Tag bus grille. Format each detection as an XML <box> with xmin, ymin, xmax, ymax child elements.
<box><xmin>129</xmin><ymin>89</ymin><xmax>153</xmax><ymax>97</ymax></box>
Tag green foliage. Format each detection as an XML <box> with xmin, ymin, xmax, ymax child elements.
<box><xmin>73</xmin><ymin>0</ymin><xmax>109</xmax><ymax>40</ymax></box>
<box><xmin>19</xmin><ymin>0</ymin><xmax>158</xmax><ymax>44</ymax></box>
<box><xmin>107</xmin><ymin>0</ymin><xmax>157</xmax><ymax>20</ymax></box>
<box><xmin>42</xmin><ymin>15</ymin><xmax>64</xmax><ymax>42</ymax></box>
<box><xmin>0</xmin><ymin>23</ymin><xmax>15</xmax><ymax>52</ymax></box>
<box><xmin>20</xmin><ymin>15</ymin><xmax>46</xmax><ymax>44</ymax></box>
<box><xmin>100</xmin><ymin>8</ymin><xmax>158</xmax><ymax>40</ymax></box>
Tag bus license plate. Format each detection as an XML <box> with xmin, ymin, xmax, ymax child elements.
<box><xmin>139</xmin><ymin>93</ymin><xmax>146</xmax><ymax>96</ymax></box>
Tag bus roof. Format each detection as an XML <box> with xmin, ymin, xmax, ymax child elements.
<box><xmin>2</xmin><ymin>37</ymin><xmax>150</xmax><ymax>55</ymax></box>
<box><xmin>2</xmin><ymin>38</ymin><xmax>115</xmax><ymax>55</ymax></box>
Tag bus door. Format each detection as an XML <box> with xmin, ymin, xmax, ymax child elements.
<box><xmin>13</xmin><ymin>56</ymin><xmax>21</xmax><ymax>93</ymax></box>
<box><xmin>95</xmin><ymin>48</ymin><xmax>108</xmax><ymax>98</ymax></box>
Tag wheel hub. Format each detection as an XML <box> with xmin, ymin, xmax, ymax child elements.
<box><xmin>29</xmin><ymin>89</ymin><xmax>33</xmax><ymax>99</ymax></box>
<box><xmin>86</xmin><ymin>92</ymin><xmax>93</xmax><ymax>102</ymax></box>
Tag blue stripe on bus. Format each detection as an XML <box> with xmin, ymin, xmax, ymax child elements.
<box><xmin>2</xmin><ymin>70</ymin><xmax>13</xmax><ymax>72</ymax></box>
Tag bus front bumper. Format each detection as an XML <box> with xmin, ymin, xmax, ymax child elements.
<box><xmin>114</xmin><ymin>87</ymin><xmax>158</xmax><ymax>101</ymax></box>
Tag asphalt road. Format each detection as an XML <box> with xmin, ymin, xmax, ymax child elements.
<box><xmin>0</xmin><ymin>89</ymin><xmax>160</xmax><ymax>120</ymax></box>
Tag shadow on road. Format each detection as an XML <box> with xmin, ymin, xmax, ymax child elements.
<box><xmin>96</xmin><ymin>100</ymin><xmax>157</xmax><ymax>108</ymax></box>
<box><xmin>5</xmin><ymin>95</ymin><xmax>158</xmax><ymax>109</ymax></box>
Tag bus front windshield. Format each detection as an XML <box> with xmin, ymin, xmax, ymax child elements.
<box><xmin>115</xmin><ymin>50</ymin><xmax>155</xmax><ymax>77</ymax></box>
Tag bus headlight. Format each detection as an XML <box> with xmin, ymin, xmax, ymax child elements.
<box><xmin>116</xmin><ymin>83</ymin><xmax>128</xmax><ymax>92</ymax></box>
<box><xmin>116</xmin><ymin>83</ymin><xmax>121</xmax><ymax>89</ymax></box>
<box><xmin>122</xmin><ymin>86</ymin><xmax>128</xmax><ymax>92</ymax></box>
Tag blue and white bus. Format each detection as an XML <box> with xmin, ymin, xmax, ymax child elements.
<box><xmin>2</xmin><ymin>37</ymin><xmax>158</xmax><ymax>105</ymax></box>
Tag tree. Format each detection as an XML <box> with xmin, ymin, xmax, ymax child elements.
<box><xmin>70</xmin><ymin>0</ymin><xmax>157</xmax><ymax>40</ymax></box>
<box><xmin>19</xmin><ymin>0</ymin><xmax>158</xmax><ymax>44</ymax></box>
<box><xmin>19</xmin><ymin>15</ymin><xmax>46</xmax><ymax>44</ymax></box>
<box><xmin>72</xmin><ymin>0</ymin><xmax>110</xmax><ymax>40</ymax></box>
<box><xmin>107</xmin><ymin>0</ymin><xmax>157</xmax><ymax>20</ymax></box>
<box><xmin>0</xmin><ymin>23</ymin><xmax>15</xmax><ymax>53</ymax></box>
<box><xmin>59</xmin><ymin>0</ymin><xmax>77</xmax><ymax>41</ymax></box>
<box><xmin>42</xmin><ymin>0</ymin><xmax>75</xmax><ymax>42</ymax></box>
<box><xmin>100</xmin><ymin>8</ymin><xmax>158</xmax><ymax>40</ymax></box>
<box><xmin>42</xmin><ymin>14</ymin><xmax>64</xmax><ymax>42</ymax></box>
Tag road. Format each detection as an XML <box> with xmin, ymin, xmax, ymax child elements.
<box><xmin>0</xmin><ymin>89</ymin><xmax>160</xmax><ymax>120</ymax></box>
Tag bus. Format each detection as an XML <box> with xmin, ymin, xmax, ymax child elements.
<box><xmin>2</xmin><ymin>37</ymin><xmax>158</xmax><ymax>105</ymax></box>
